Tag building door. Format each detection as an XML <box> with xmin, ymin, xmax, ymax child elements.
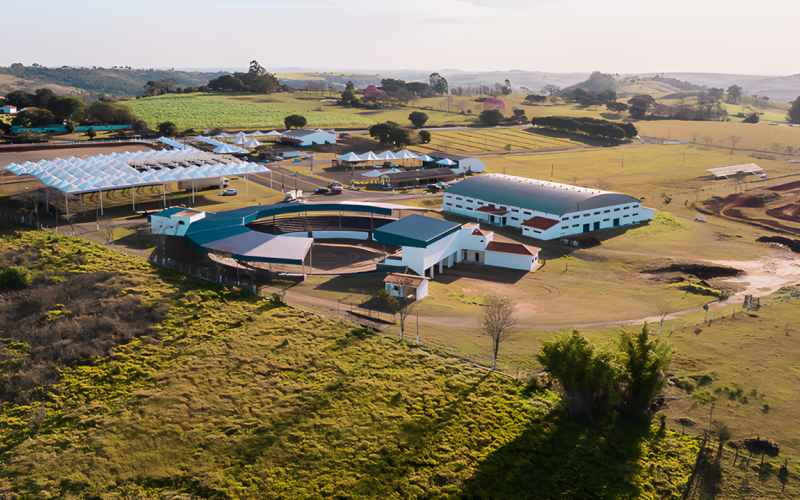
<box><xmin>501</xmin><ymin>217</ymin><xmax>507</xmax><ymax>226</ymax></box>
<box><xmin>463</xmin><ymin>251</ymin><xmax>468</xmax><ymax>260</ymax></box>
<box><xmin>613</xmin><ymin>218</ymin><xmax>620</xmax><ymax>227</ymax></box>
<box><xmin>490</xmin><ymin>215</ymin><xmax>495</xmax><ymax>224</ymax></box>
<box><xmin>583</xmin><ymin>223</ymin><xmax>590</xmax><ymax>233</ymax></box>
<box><xmin>475</xmin><ymin>252</ymin><xmax>480</xmax><ymax>261</ymax></box>
<box><xmin>593</xmin><ymin>221</ymin><xmax>600</xmax><ymax>231</ymax></box>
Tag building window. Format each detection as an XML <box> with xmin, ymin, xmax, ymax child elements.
<box><xmin>511</xmin><ymin>217</ymin><xmax>519</xmax><ymax>221</ymax></box>
<box><xmin>624</xmin><ymin>214</ymin><xmax>630</xmax><ymax>217</ymax></box>
<box><xmin>633</xmin><ymin>204</ymin><xmax>639</xmax><ymax>208</ymax></box>
<box><xmin>594</xmin><ymin>212</ymin><xmax>600</xmax><ymax>215</ymax></box>
<box><xmin>477</xmin><ymin>201</ymin><xmax>484</xmax><ymax>205</ymax></box>
<box><xmin>500</xmin><ymin>206</ymin><xmax>508</xmax><ymax>210</ymax></box>
<box><xmin>467</xmin><ymin>207</ymin><xmax>474</xmax><ymax>211</ymax></box>
<box><xmin>562</xmin><ymin>217</ymin><xmax>569</xmax><ymax>221</ymax></box>
<box><xmin>583</xmin><ymin>214</ymin><xmax>590</xmax><ymax>217</ymax></box>
<box><xmin>614</xmin><ymin>208</ymin><xmax>620</xmax><ymax>211</ymax></box>
<box><xmin>633</xmin><ymin>213</ymin><xmax>638</xmax><ymax>216</ymax></box>
<box><xmin>623</xmin><ymin>206</ymin><xmax>630</xmax><ymax>210</ymax></box>
<box><xmin>445</xmin><ymin>203</ymin><xmax>452</xmax><ymax>206</ymax></box>
<box><xmin>562</xmin><ymin>226</ymin><xmax>569</xmax><ymax>230</ymax></box>
<box><xmin>466</xmin><ymin>198</ymin><xmax>473</xmax><ymax>203</ymax></box>
<box><xmin>534</xmin><ymin>230</ymin><xmax>542</xmax><ymax>234</ymax></box>
<box><xmin>456</xmin><ymin>197</ymin><xmax>463</xmax><ymax>201</ymax></box>
<box><xmin>512</xmin><ymin>208</ymin><xmax>519</xmax><ymax>212</ymax></box>
<box><xmin>603</xmin><ymin>218</ymin><xmax>609</xmax><ymax>222</ymax></box>
<box><xmin>572</xmin><ymin>224</ymin><xmax>579</xmax><ymax>228</ymax></box>
<box><xmin>456</xmin><ymin>205</ymin><xmax>463</xmax><ymax>208</ymax></box>
<box><xmin>524</xmin><ymin>211</ymin><xmax>532</xmax><ymax>215</ymax></box>
<box><xmin>572</xmin><ymin>216</ymin><xmax>579</xmax><ymax>219</ymax></box>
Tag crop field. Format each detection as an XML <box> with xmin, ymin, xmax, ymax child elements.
<box><xmin>124</xmin><ymin>94</ymin><xmax>377</xmax><ymax>130</ymax></box>
<box><xmin>0</xmin><ymin>226</ymin><xmax>703</xmax><ymax>499</ymax></box>
<box><xmin>414</xmin><ymin>127</ymin><xmax>586</xmax><ymax>153</ymax></box>
<box><xmin>124</xmin><ymin>93</ymin><xmax>478</xmax><ymax>131</ymax></box>
<box><xmin>636</xmin><ymin>120</ymin><xmax>800</xmax><ymax>153</ymax></box>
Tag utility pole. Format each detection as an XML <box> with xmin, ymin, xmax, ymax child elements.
<box><xmin>551</xmin><ymin>163</ymin><xmax>554</xmax><ymax>182</ymax></box>
<box><xmin>622</xmin><ymin>158</ymin><xmax>624</xmax><ymax>174</ymax></box>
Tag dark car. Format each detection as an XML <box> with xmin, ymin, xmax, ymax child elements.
<box><xmin>314</xmin><ymin>188</ymin><xmax>330</xmax><ymax>195</ymax></box>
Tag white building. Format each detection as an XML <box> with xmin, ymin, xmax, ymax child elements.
<box><xmin>383</xmin><ymin>273</ymin><xmax>430</xmax><ymax>300</ymax></box>
<box><xmin>149</xmin><ymin>208</ymin><xmax>206</xmax><ymax>236</ymax></box>
<box><xmin>425</xmin><ymin>152</ymin><xmax>486</xmax><ymax>175</ymax></box>
<box><xmin>374</xmin><ymin>215</ymin><xmax>540</xmax><ymax>279</ymax></box>
<box><xmin>443</xmin><ymin>174</ymin><xmax>655</xmax><ymax>240</ymax></box>
<box><xmin>0</xmin><ymin>105</ymin><xmax>16</xmax><ymax>114</ymax></box>
<box><xmin>280</xmin><ymin>129</ymin><xmax>337</xmax><ymax>147</ymax></box>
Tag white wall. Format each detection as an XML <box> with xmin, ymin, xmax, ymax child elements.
<box><xmin>400</xmin><ymin>232</ymin><xmax>461</xmax><ymax>276</ymax></box>
<box><xmin>151</xmin><ymin>214</ymin><xmax>202</xmax><ymax>236</ymax></box>
<box><xmin>485</xmin><ymin>251</ymin><xmax>534</xmax><ymax>271</ymax></box>
<box><xmin>460</xmin><ymin>158</ymin><xmax>485</xmax><ymax>173</ymax></box>
<box><xmin>444</xmin><ymin>192</ymin><xmax>655</xmax><ymax>240</ymax></box>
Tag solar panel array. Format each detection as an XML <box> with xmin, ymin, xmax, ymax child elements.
<box><xmin>2</xmin><ymin>148</ymin><xmax>270</xmax><ymax>195</ymax></box>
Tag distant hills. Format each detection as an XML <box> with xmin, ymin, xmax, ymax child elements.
<box><xmin>0</xmin><ymin>64</ymin><xmax>226</xmax><ymax>100</ymax></box>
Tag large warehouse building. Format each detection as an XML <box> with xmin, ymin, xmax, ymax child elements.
<box><xmin>443</xmin><ymin>174</ymin><xmax>655</xmax><ymax>240</ymax></box>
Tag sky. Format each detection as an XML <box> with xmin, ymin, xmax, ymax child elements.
<box><xmin>3</xmin><ymin>0</ymin><xmax>799</xmax><ymax>76</ymax></box>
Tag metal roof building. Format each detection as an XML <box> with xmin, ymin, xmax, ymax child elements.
<box><xmin>443</xmin><ymin>174</ymin><xmax>654</xmax><ymax>240</ymax></box>
<box><xmin>373</xmin><ymin>214</ymin><xmax>461</xmax><ymax>248</ymax></box>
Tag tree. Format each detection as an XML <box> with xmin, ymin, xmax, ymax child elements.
<box><xmin>246</xmin><ymin>60</ymin><xmax>278</xmax><ymax>94</ymax></box>
<box><xmin>732</xmin><ymin>170</ymin><xmax>747</xmax><ymax>193</ymax></box>
<box><xmin>340</xmin><ymin>89</ymin><xmax>355</xmax><ymax>105</ymax></box>
<box><xmin>481</xmin><ymin>295</ymin><xmax>517</xmax><ymax>370</ymax></box>
<box><xmin>305</xmin><ymin>81</ymin><xmax>327</xmax><ymax>94</ymax></box>
<box><xmin>479</xmin><ymin>109</ymin><xmax>503</xmax><ymax>125</ymax></box>
<box><xmin>726</xmin><ymin>85</ymin><xmax>743</xmax><ymax>104</ymax></box>
<box><xmin>34</xmin><ymin>88</ymin><xmax>57</xmax><ymax>108</ymax></box>
<box><xmin>408</xmin><ymin>111</ymin><xmax>428</xmax><ymax>128</ymax></box>
<box><xmin>606</xmin><ymin>102</ymin><xmax>629</xmax><ymax>113</ymax></box>
<box><xmin>208</xmin><ymin>75</ymin><xmax>244</xmax><ymax>92</ymax></box>
<box><xmin>537</xmin><ymin>330</ymin><xmax>617</xmax><ymax>421</ymax></box>
<box><xmin>86</xmin><ymin>126</ymin><xmax>96</xmax><ymax>140</ymax></box>
<box><xmin>408</xmin><ymin>82</ymin><xmax>433</xmax><ymax>97</ymax></box>
<box><xmin>345</xmin><ymin>81</ymin><xmax>355</xmax><ymax>92</ymax></box>
<box><xmin>64</xmin><ymin>120</ymin><xmax>77</xmax><ymax>134</ymax></box>
<box><xmin>87</xmin><ymin>101</ymin><xmax>135</xmax><ymax>125</ymax></box>
<box><xmin>429</xmin><ymin>72</ymin><xmax>448</xmax><ymax>95</ymax></box>
<box><xmin>157</xmin><ymin>121</ymin><xmax>179</xmax><ymax>137</ymax></box>
<box><xmin>616</xmin><ymin>324</ymin><xmax>673</xmax><ymax>418</ymax></box>
<box><xmin>380</xmin><ymin>278</ymin><xmax>417</xmax><ymax>341</ymax></box>
<box><xmin>143</xmin><ymin>78</ymin><xmax>178</xmax><ymax>96</ymax></box>
<box><xmin>3</xmin><ymin>90</ymin><xmax>34</xmax><ymax>109</ymax></box>
<box><xmin>48</xmin><ymin>96</ymin><xmax>87</xmax><ymax>122</ymax></box>
<box><xmin>729</xmin><ymin>135</ymin><xmax>741</xmax><ymax>155</ymax></box>
<box><xmin>512</xmin><ymin>109</ymin><xmax>527</xmax><ymax>121</ymax></box>
<box><xmin>12</xmin><ymin>108</ymin><xmax>54</xmax><ymax>127</ymax></box>
<box><xmin>742</xmin><ymin>112</ymin><xmax>759</xmax><ymax>124</ymax></box>
<box><xmin>419</xmin><ymin>130</ymin><xmax>431</xmax><ymax>143</ymax></box>
<box><xmin>387</xmin><ymin>127</ymin><xmax>411</xmax><ymax>148</ymax></box>
<box><xmin>788</xmin><ymin>97</ymin><xmax>800</xmax><ymax>124</ymax></box>
<box><xmin>284</xmin><ymin>114</ymin><xmax>307</xmax><ymax>129</ymax></box>
<box><xmin>133</xmin><ymin>119</ymin><xmax>149</xmax><ymax>131</ymax></box>
<box><xmin>525</xmin><ymin>94</ymin><xmax>547</xmax><ymax>104</ymax></box>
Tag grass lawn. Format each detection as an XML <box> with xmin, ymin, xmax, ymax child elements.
<box><xmin>636</xmin><ymin>120</ymin><xmax>800</xmax><ymax>153</ymax></box>
<box><xmin>0</xmin><ymin>227</ymin><xmax>701</xmax><ymax>499</ymax></box>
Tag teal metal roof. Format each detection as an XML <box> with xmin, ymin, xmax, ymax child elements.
<box><xmin>446</xmin><ymin>174</ymin><xmax>640</xmax><ymax>216</ymax></box>
<box><xmin>373</xmin><ymin>214</ymin><xmax>461</xmax><ymax>248</ymax></box>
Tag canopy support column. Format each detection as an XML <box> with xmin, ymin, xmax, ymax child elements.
<box><xmin>245</xmin><ymin>174</ymin><xmax>248</xmax><ymax>196</ymax></box>
<box><xmin>132</xmin><ymin>187</ymin><xmax>136</xmax><ymax>212</ymax></box>
<box><xmin>192</xmin><ymin>180</ymin><xmax>195</xmax><ymax>204</ymax></box>
<box><xmin>65</xmin><ymin>193</ymin><xmax>69</xmax><ymax>220</ymax></box>
<box><xmin>163</xmin><ymin>184</ymin><xmax>166</xmax><ymax>207</ymax></box>
<box><xmin>45</xmin><ymin>188</ymin><xmax>49</xmax><ymax>212</ymax></box>
<box><xmin>99</xmin><ymin>188</ymin><xmax>104</xmax><ymax>216</ymax></box>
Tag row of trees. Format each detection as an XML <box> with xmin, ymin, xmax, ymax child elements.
<box><xmin>531</xmin><ymin>116</ymin><xmax>637</xmax><ymax>141</ymax></box>
<box><xmin>1</xmin><ymin>88</ymin><xmax>143</xmax><ymax>129</ymax></box>
<box><xmin>207</xmin><ymin>61</ymin><xmax>279</xmax><ymax>94</ymax></box>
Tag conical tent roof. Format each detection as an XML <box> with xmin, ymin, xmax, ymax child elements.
<box><xmin>337</xmin><ymin>152</ymin><xmax>360</xmax><ymax>162</ymax></box>
<box><xmin>395</xmin><ymin>150</ymin><xmax>420</xmax><ymax>160</ymax></box>
<box><xmin>361</xmin><ymin>170</ymin><xmax>384</xmax><ymax>178</ymax></box>
<box><xmin>375</xmin><ymin>151</ymin><xmax>398</xmax><ymax>160</ymax></box>
<box><xmin>436</xmin><ymin>158</ymin><xmax>457</xmax><ymax>166</ymax></box>
<box><xmin>243</xmin><ymin>138</ymin><xmax>262</xmax><ymax>148</ymax></box>
<box><xmin>417</xmin><ymin>154</ymin><xmax>434</xmax><ymax>162</ymax></box>
<box><xmin>359</xmin><ymin>151</ymin><xmax>378</xmax><ymax>161</ymax></box>
<box><xmin>230</xmin><ymin>136</ymin><xmax>247</xmax><ymax>145</ymax></box>
<box><xmin>265</xmin><ymin>130</ymin><xmax>282</xmax><ymax>136</ymax></box>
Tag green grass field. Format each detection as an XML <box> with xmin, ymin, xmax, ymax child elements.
<box><xmin>414</xmin><ymin>127</ymin><xmax>588</xmax><ymax>153</ymax></box>
<box><xmin>0</xmin><ymin>227</ymin><xmax>702</xmax><ymax>499</ymax></box>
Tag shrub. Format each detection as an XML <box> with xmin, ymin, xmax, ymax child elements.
<box><xmin>419</xmin><ymin>130</ymin><xmax>431</xmax><ymax>143</ymax></box>
<box><xmin>0</xmin><ymin>266</ymin><xmax>31</xmax><ymax>289</ymax></box>
<box><xmin>157</xmin><ymin>121</ymin><xmax>178</xmax><ymax>136</ymax></box>
<box><xmin>479</xmin><ymin>109</ymin><xmax>504</xmax><ymax>125</ymax></box>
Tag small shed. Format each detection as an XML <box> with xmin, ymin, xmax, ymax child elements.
<box><xmin>484</xmin><ymin>241</ymin><xmax>541</xmax><ymax>271</ymax></box>
<box><xmin>380</xmin><ymin>167</ymin><xmax>456</xmax><ymax>188</ymax></box>
<box><xmin>383</xmin><ymin>273</ymin><xmax>430</xmax><ymax>300</ymax></box>
<box><xmin>424</xmin><ymin>152</ymin><xmax>486</xmax><ymax>174</ymax></box>
<box><xmin>149</xmin><ymin>208</ymin><xmax>206</xmax><ymax>236</ymax></box>
<box><xmin>280</xmin><ymin>129</ymin><xmax>337</xmax><ymax>146</ymax></box>
<box><xmin>0</xmin><ymin>105</ymin><xmax>17</xmax><ymax>114</ymax></box>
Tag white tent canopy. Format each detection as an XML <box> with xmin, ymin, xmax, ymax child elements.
<box><xmin>336</xmin><ymin>152</ymin><xmax>361</xmax><ymax>162</ymax></box>
<box><xmin>361</xmin><ymin>170</ymin><xmax>385</xmax><ymax>178</ymax></box>
<box><xmin>358</xmin><ymin>151</ymin><xmax>379</xmax><ymax>161</ymax></box>
<box><xmin>375</xmin><ymin>151</ymin><xmax>398</xmax><ymax>160</ymax></box>
<box><xmin>243</xmin><ymin>138</ymin><xmax>262</xmax><ymax>148</ymax></box>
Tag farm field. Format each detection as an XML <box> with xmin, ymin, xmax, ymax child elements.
<box><xmin>636</xmin><ymin>120</ymin><xmax>800</xmax><ymax>153</ymax></box>
<box><xmin>0</xmin><ymin>227</ymin><xmax>702</xmax><ymax>499</ymax></box>
<box><xmin>123</xmin><ymin>93</ymin><xmax>476</xmax><ymax>131</ymax></box>
<box><xmin>413</xmin><ymin>127</ymin><xmax>589</xmax><ymax>154</ymax></box>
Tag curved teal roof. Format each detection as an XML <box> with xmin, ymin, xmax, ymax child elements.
<box><xmin>373</xmin><ymin>214</ymin><xmax>461</xmax><ymax>248</ymax></box>
<box><xmin>446</xmin><ymin>174</ymin><xmax>640</xmax><ymax>216</ymax></box>
<box><xmin>183</xmin><ymin>202</ymin><xmax>406</xmax><ymax>264</ymax></box>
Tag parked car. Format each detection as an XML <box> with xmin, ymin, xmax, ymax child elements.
<box><xmin>329</xmin><ymin>185</ymin><xmax>343</xmax><ymax>194</ymax></box>
<box><xmin>221</xmin><ymin>189</ymin><xmax>238</xmax><ymax>196</ymax></box>
<box><xmin>274</xmin><ymin>156</ymin><xmax>284</xmax><ymax>161</ymax></box>
<box><xmin>314</xmin><ymin>188</ymin><xmax>330</xmax><ymax>195</ymax></box>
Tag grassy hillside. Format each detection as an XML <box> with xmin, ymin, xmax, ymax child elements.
<box><xmin>0</xmin><ymin>226</ymin><xmax>699</xmax><ymax>499</ymax></box>
<box><xmin>0</xmin><ymin>65</ymin><xmax>225</xmax><ymax>99</ymax></box>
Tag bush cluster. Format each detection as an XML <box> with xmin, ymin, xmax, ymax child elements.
<box><xmin>531</xmin><ymin>116</ymin><xmax>637</xmax><ymax>141</ymax></box>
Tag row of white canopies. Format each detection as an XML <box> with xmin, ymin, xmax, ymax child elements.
<box><xmin>336</xmin><ymin>150</ymin><xmax>457</xmax><ymax>167</ymax></box>
<box><xmin>212</xmin><ymin>130</ymin><xmax>282</xmax><ymax>139</ymax></box>
<box><xmin>1</xmin><ymin>148</ymin><xmax>271</xmax><ymax>217</ymax></box>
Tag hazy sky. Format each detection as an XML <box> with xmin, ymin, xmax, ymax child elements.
<box><xmin>4</xmin><ymin>0</ymin><xmax>798</xmax><ymax>76</ymax></box>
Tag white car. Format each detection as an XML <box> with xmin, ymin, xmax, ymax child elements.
<box><xmin>221</xmin><ymin>189</ymin><xmax>238</xmax><ymax>196</ymax></box>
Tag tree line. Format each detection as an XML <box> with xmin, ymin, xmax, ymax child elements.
<box><xmin>531</xmin><ymin>116</ymin><xmax>637</xmax><ymax>141</ymax></box>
